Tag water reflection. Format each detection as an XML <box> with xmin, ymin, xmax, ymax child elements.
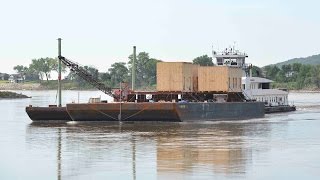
<box><xmin>57</xmin><ymin>128</ymin><xmax>62</xmax><ymax>180</ymax></box>
<box><xmin>26</xmin><ymin>121</ymin><xmax>272</xmax><ymax>179</ymax></box>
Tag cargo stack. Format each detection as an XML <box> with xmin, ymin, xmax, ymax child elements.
<box><xmin>157</xmin><ymin>62</ymin><xmax>199</xmax><ymax>92</ymax></box>
<box><xmin>157</xmin><ymin>62</ymin><xmax>242</xmax><ymax>93</ymax></box>
<box><xmin>198</xmin><ymin>66</ymin><xmax>242</xmax><ymax>92</ymax></box>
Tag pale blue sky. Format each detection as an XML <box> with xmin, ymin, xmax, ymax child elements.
<box><xmin>1</xmin><ymin>0</ymin><xmax>320</xmax><ymax>73</ymax></box>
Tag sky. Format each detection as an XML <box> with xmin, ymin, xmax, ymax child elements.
<box><xmin>1</xmin><ymin>0</ymin><xmax>320</xmax><ymax>74</ymax></box>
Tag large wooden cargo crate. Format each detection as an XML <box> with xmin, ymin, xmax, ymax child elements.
<box><xmin>157</xmin><ymin>62</ymin><xmax>199</xmax><ymax>92</ymax></box>
<box><xmin>198</xmin><ymin>66</ymin><xmax>242</xmax><ymax>92</ymax></box>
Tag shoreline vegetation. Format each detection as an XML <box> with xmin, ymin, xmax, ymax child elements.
<box><xmin>1</xmin><ymin>80</ymin><xmax>320</xmax><ymax>93</ymax></box>
<box><xmin>0</xmin><ymin>91</ymin><xmax>30</xmax><ymax>99</ymax></box>
<box><xmin>3</xmin><ymin>54</ymin><xmax>320</xmax><ymax>92</ymax></box>
<box><xmin>0</xmin><ymin>80</ymin><xmax>156</xmax><ymax>91</ymax></box>
<box><xmin>0</xmin><ymin>80</ymin><xmax>96</xmax><ymax>91</ymax></box>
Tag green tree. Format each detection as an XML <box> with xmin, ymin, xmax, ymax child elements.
<box><xmin>100</xmin><ymin>72</ymin><xmax>111</xmax><ymax>82</ymax></box>
<box><xmin>13</xmin><ymin>65</ymin><xmax>26</xmax><ymax>74</ymax></box>
<box><xmin>264</xmin><ymin>65</ymin><xmax>280</xmax><ymax>80</ymax></box>
<box><xmin>311</xmin><ymin>65</ymin><xmax>320</xmax><ymax>88</ymax></box>
<box><xmin>193</xmin><ymin>55</ymin><xmax>214</xmax><ymax>66</ymax></box>
<box><xmin>128</xmin><ymin>52</ymin><xmax>161</xmax><ymax>88</ymax></box>
<box><xmin>292</xmin><ymin>63</ymin><xmax>302</xmax><ymax>72</ymax></box>
<box><xmin>100</xmin><ymin>72</ymin><xmax>112</xmax><ymax>86</ymax></box>
<box><xmin>13</xmin><ymin>65</ymin><xmax>28</xmax><ymax>80</ymax></box>
<box><xmin>108</xmin><ymin>62</ymin><xmax>129</xmax><ymax>87</ymax></box>
<box><xmin>24</xmin><ymin>67</ymin><xmax>39</xmax><ymax>81</ymax></box>
<box><xmin>275</xmin><ymin>71</ymin><xmax>286</xmax><ymax>82</ymax></box>
<box><xmin>29</xmin><ymin>57</ymin><xmax>57</xmax><ymax>82</ymax></box>
<box><xmin>51</xmin><ymin>57</ymin><xmax>67</xmax><ymax>74</ymax></box>
<box><xmin>296</xmin><ymin>65</ymin><xmax>312</xmax><ymax>89</ymax></box>
<box><xmin>252</xmin><ymin>66</ymin><xmax>262</xmax><ymax>77</ymax></box>
<box><xmin>66</xmin><ymin>65</ymin><xmax>99</xmax><ymax>88</ymax></box>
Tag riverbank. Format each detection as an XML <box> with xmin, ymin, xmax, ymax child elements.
<box><xmin>0</xmin><ymin>83</ymin><xmax>41</xmax><ymax>90</ymax></box>
<box><xmin>290</xmin><ymin>90</ymin><xmax>320</xmax><ymax>93</ymax></box>
<box><xmin>0</xmin><ymin>91</ymin><xmax>30</xmax><ymax>99</ymax></box>
<box><xmin>0</xmin><ymin>81</ymin><xmax>156</xmax><ymax>91</ymax></box>
<box><xmin>0</xmin><ymin>81</ymin><xmax>317</xmax><ymax>92</ymax></box>
<box><xmin>0</xmin><ymin>81</ymin><xmax>95</xmax><ymax>91</ymax></box>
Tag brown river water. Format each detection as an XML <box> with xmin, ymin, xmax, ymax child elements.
<box><xmin>0</xmin><ymin>91</ymin><xmax>320</xmax><ymax>180</ymax></box>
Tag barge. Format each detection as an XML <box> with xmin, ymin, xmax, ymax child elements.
<box><xmin>26</xmin><ymin>106</ymin><xmax>72</xmax><ymax>121</ymax></box>
<box><xmin>25</xmin><ymin>40</ymin><xmax>292</xmax><ymax>122</ymax></box>
<box><xmin>26</xmin><ymin>101</ymin><xmax>265</xmax><ymax>121</ymax></box>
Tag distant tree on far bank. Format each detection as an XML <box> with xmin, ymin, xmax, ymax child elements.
<box><xmin>311</xmin><ymin>65</ymin><xmax>320</xmax><ymax>88</ymax></box>
<box><xmin>108</xmin><ymin>62</ymin><xmax>129</xmax><ymax>87</ymax></box>
<box><xmin>193</xmin><ymin>55</ymin><xmax>214</xmax><ymax>66</ymax></box>
<box><xmin>66</xmin><ymin>65</ymin><xmax>99</xmax><ymax>88</ymax></box>
<box><xmin>13</xmin><ymin>65</ymin><xmax>28</xmax><ymax>80</ymax></box>
<box><xmin>29</xmin><ymin>58</ymin><xmax>54</xmax><ymax>82</ymax></box>
<box><xmin>252</xmin><ymin>66</ymin><xmax>263</xmax><ymax>77</ymax></box>
<box><xmin>29</xmin><ymin>57</ymin><xmax>67</xmax><ymax>82</ymax></box>
<box><xmin>13</xmin><ymin>65</ymin><xmax>39</xmax><ymax>81</ymax></box>
<box><xmin>13</xmin><ymin>58</ymin><xmax>67</xmax><ymax>82</ymax></box>
<box><xmin>263</xmin><ymin>63</ymin><xmax>320</xmax><ymax>90</ymax></box>
<box><xmin>128</xmin><ymin>52</ymin><xmax>161</xmax><ymax>89</ymax></box>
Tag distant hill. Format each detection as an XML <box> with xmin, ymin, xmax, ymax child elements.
<box><xmin>270</xmin><ymin>54</ymin><xmax>320</xmax><ymax>67</ymax></box>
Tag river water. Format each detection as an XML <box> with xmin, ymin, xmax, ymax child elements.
<box><xmin>0</xmin><ymin>91</ymin><xmax>320</xmax><ymax>180</ymax></box>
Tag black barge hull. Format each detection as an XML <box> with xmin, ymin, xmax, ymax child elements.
<box><xmin>26</xmin><ymin>106</ymin><xmax>72</xmax><ymax>121</ymax></box>
<box><xmin>265</xmin><ymin>105</ymin><xmax>296</xmax><ymax>114</ymax></box>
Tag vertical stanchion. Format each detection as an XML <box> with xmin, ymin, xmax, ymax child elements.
<box><xmin>118</xmin><ymin>82</ymin><xmax>122</xmax><ymax>121</ymax></box>
<box><xmin>58</xmin><ymin>38</ymin><xmax>62</xmax><ymax>107</ymax></box>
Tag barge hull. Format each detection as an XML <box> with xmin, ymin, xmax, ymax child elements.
<box><xmin>65</xmin><ymin>102</ymin><xmax>265</xmax><ymax>121</ymax></box>
<box><xmin>177</xmin><ymin>102</ymin><xmax>265</xmax><ymax>121</ymax></box>
<box><xmin>66</xmin><ymin>103</ymin><xmax>181</xmax><ymax>121</ymax></box>
<box><xmin>265</xmin><ymin>105</ymin><xmax>296</xmax><ymax>114</ymax></box>
<box><xmin>26</xmin><ymin>106</ymin><xmax>72</xmax><ymax>121</ymax></box>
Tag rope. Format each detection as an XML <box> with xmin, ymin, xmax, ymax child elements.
<box><xmin>186</xmin><ymin>92</ymin><xmax>200</xmax><ymax>102</ymax></box>
<box><xmin>121</xmin><ymin>102</ymin><xmax>159</xmax><ymax>121</ymax></box>
<box><xmin>83</xmin><ymin>102</ymin><xmax>158</xmax><ymax>121</ymax></box>
<box><xmin>86</xmin><ymin>103</ymin><xmax>118</xmax><ymax>121</ymax></box>
<box><xmin>127</xmin><ymin>94</ymin><xmax>136</xmax><ymax>102</ymax></box>
<box><xmin>228</xmin><ymin>87</ymin><xmax>246</xmax><ymax>101</ymax></box>
<box><xmin>241</xmin><ymin>89</ymin><xmax>252</xmax><ymax>101</ymax></box>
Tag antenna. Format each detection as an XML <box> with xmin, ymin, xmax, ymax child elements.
<box><xmin>211</xmin><ymin>44</ymin><xmax>214</xmax><ymax>57</ymax></box>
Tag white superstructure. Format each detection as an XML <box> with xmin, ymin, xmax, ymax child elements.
<box><xmin>242</xmin><ymin>77</ymin><xmax>289</xmax><ymax>106</ymax></box>
<box><xmin>213</xmin><ymin>46</ymin><xmax>289</xmax><ymax>107</ymax></box>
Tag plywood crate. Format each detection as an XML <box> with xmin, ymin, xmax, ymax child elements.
<box><xmin>228</xmin><ymin>67</ymin><xmax>243</xmax><ymax>92</ymax></box>
<box><xmin>198</xmin><ymin>66</ymin><xmax>242</xmax><ymax>92</ymax></box>
<box><xmin>157</xmin><ymin>62</ymin><xmax>199</xmax><ymax>92</ymax></box>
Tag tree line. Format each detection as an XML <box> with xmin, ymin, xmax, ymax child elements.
<box><xmin>12</xmin><ymin>53</ymin><xmax>214</xmax><ymax>89</ymax></box>
<box><xmin>263</xmin><ymin>63</ymin><xmax>320</xmax><ymax>89</ymax></box>
<box><xmin>13</xmin><ymin>58</ymin><xmax>66</xmax><ymax>82</ymax></box>
<box><xmin>17</xmin><ymin>54</ymin><xmax>320</xmax><ymax>90</ymax></box>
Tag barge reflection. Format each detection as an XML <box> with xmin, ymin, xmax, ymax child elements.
<box><xmin>26</xmin><ymin>120</ymin><xmax>272</xmax><ymax>179</ymax></box>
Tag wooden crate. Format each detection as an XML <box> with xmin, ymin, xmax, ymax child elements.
<box><xmin>198</xmin><ymin>66</ymin><xmax>242</xmax><ymax>92</ymax></box>
<box><xmin>157</xmin><ymin>62</ymin><xmax>199</xmax><ymax>92</ymax></box>
<box><xmin>228</xmin><ymin>67</ymin><xmax>243</xmax><ymax>92</ymax></box>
